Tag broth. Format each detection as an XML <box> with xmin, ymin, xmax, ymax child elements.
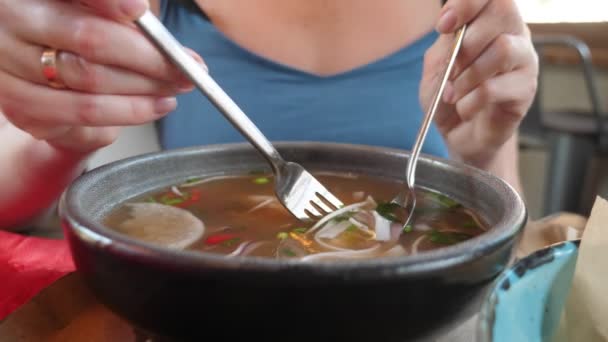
<box><xmin>104</xmin><ymin>173</ymin><xmax>487</xmax><ymax>261</ymax></box>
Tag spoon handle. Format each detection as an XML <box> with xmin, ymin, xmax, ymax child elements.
<box><xmin>405</xmin><ymin>24</ymin><xmax>467</xmax><ymax>187</ymax></box>
<box><xmin>135</xmin><ymin>10</ymin><xmax>286</xmax><ymax>174</ymax></box>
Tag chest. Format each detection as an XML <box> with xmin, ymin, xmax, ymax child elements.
<box><xmin>195</xmin><ymin>0</ymin><xmax>440</xmax><ymax>76</ymax></box>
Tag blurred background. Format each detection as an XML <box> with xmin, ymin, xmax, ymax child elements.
<box><xmin>89</xmin><ymin>0</ymin><xmax>608</xmax><ymax>220</ymax></box>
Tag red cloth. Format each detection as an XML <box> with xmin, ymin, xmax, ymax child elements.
<box><xmin>0</xmin><ymin>230</ymin><xmax>75</xmax><ymax>320</ymax></box>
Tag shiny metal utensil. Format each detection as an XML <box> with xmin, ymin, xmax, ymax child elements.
<box><xmin>134</xmin><ymin>10</ymin><xmax>343</xmax><ymax>221</ymax></box>
<box><xmin>393</xmin><ymin>24</ymin><xmax>468</xmax><ymax>229</ymax></box>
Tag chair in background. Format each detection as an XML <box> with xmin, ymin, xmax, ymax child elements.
<box><xmin>519</xmin><ymin>35</ymin><xmax>607</xmax><ymax>216</ymax></box>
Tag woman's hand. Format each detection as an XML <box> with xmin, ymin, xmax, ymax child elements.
<box><xmin>420</xmin><ymin>0</ymin><xmax>538</xmax><ymax>170</ymax></box>
<box><xmin>0</xmin><ymin>0</ymin><xmax>198</xmax><ymax>154</ymax></box>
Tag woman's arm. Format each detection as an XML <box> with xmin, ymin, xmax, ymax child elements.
<box><xmin>0</xmin><ymin>117</ymin><xmax>86</xmax><ymax>229</ymax></box>
<box><xmin>454</xmin><ymin>133</ymin><xmax>523</xmax><ymax>194</ymax></box>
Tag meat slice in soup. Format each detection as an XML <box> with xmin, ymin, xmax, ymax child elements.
<box><xmin>104</xmin><ymin>173</ymin><xmax>487</xmax><ymax>261</ymax></box>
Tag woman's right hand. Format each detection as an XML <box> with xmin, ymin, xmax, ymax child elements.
<box><xmin>0</xmin><ymin>0</ymin><xmax>197</xmax><ymax>153</ymax></box>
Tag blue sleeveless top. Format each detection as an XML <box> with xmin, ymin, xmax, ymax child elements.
<box><xmin>158</xmin><ymin>1</ymin><xmax>448</xmax><ymax>157</ymax></box>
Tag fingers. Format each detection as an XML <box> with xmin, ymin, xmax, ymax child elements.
<box><xmin>76</xmin><ymin>0</ymin><xmax>148</xmax><ymax>21</ymax></box>
<box><xmin>437</xmin><ymin>0</ymin><xmax>489</xmax><ymax>33</ymax></box>
<box><xmin>0</xmin><ymin>70</ymin><xmax>177</xmax><ymax>127</ymax></box>
<box><xmin>454</xmin><ymin>68</ymin><xmax>538</xmax><ymax>124</ymax></box>
<box><xmin>440</xmin><ymin>0</ymin><xmax>527</xmax><ymax>78</ymax></box>
<box><xmin>0</xmin><ymin>30</ymin><xmax>190</xmax><ymax>95</ymax></box>
<box><xmin>447</xmin><ymin>34</ymin><xmax>536</xmax><ymax>105</ymax></box>
<box><xmin>45</xmin><ymin>126</ymin><xmax>122</xmax><ymax>152</ymax></box>
<box><xmin>9</xmin><ymin>0</ymin><xmax>182</xmax><ymax>83</ymax></box>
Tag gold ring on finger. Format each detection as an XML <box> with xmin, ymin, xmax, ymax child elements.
<box><xmin>41</xmin><ymin>47</ymin><xmax>67</xmax><ymax>89</ymax></box>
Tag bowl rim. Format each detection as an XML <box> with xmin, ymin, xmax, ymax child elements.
<box><xmin>60</xmin><ymin>141</ymin><xmax>527</xmax><ymax>278</ymax></box>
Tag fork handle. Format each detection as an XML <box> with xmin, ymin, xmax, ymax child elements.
<box><xmin>135</xmin><ymin>11</ymin><xmax>286</xmax><ymax>174</ymax></box>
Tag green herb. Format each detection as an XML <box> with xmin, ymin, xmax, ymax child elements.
<box><xmin>281</xmin><ymin>248</ymin><xmax>296</xmax><ymax>257</ymax></box>
<box><xmin>253</xmin><ymin>177</ymin><xmax>270</xmax><ymax>185</ymax></box>
<box><xmin>462</xmin><ymin>220</ymin><xmax>478</xmax><ymax>229</ymax></box>
<box><xmin>345</xmin><ymin>225</ymin><xmax>358</xmax><ymax>233</ymax></box>
<box><xmin>222</xmin><ymin>237</ymin><xmax>241</xmax><ymax>247</ymax></box>
<box><xmin>427</xmin><ymin>192</ymin><xmax>462</xmax><ymax>209</ymax></box>
<box><xmin>292</xmin><ymin>227</ymin><xmax>308</xmax><ymax>234</ymax></box>
<box><xmin>333</xmin><ymin>212</ymin><xmax>355</xmax><ymax>222</ymax></box>
<box><xmin>276</xmin><ymin>232</ymin><xmax>289</xmax><ymax>240</ymax></box>
<box><xmin>162</xmin><ymin>198</ymin><xmax>185</xmax><ymax>206</ymax></box>
<box><xmin>145</xmin><ymin>196</ymin><xmax>157</xmax><ymax>203</ymax></box>
<box><xmin>183</xmin><ymin>177</ymin><xmax>202</xmax><ymax>184</ymax></box>
<box><xmin>403</xmin><ymin>224</ymin><xmax>413</xmax><ymax>233</ymax></box>
<box><xmin>375</xmin><ymin>202</ymin><xmax>402</xmax><ymax>222</ymax></box>
<box><xmin>427</xmin><ymin>230</ymin><xmax>471</xmax><ymax>245</ymax></box>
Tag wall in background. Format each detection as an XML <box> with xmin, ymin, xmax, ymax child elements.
<box><xmin>520</xmin><ymin>64</ymin><xmax>608</xmax><ymax>219</ymax></box>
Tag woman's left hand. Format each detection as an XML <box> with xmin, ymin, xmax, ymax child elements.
<box><xmin>420</xmin><ymin>0</ymin><xmax>538</xmax><ymax>169</ymax></box>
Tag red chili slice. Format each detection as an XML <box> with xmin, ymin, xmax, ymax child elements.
<box><xmin>205</xmin><ymin>234</ymin><xmax>239</xmax><ymax>245</ymax></box>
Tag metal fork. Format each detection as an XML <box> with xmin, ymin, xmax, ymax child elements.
<box><xmin>134</xmin><ymin>11</ymin><xmax>343</xmax><ymax>221</ymax></box>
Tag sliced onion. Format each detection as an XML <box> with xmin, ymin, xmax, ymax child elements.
<box><xmin>227</xmin><ymin>241</ymin><xmax>270</xmax><ymax>257</ymax></box>
<box><xmin>242</xmin><ymin>241</ymin><xmax>270</xmax><ymax>256</ymax></box>
<box><xmin>227</xmin><ymin>241</ymin><xmax>251</xmax><ymax>257</ymax></box>
<box><xmin>414</xmin><ymin>223</ymin><xmax>433</xmax><ymax>232</ymax></box>
<box><xmin>318</xmin><ymin>221</ymin><xmax>352</xmax><ymax>239</ymax></box>
<box><xmin>352</xmin><ymin>191</ymin><xmax>366</xmax><ymax>201</ymax></box>
<box><xmin>390</xmin><ymin>222</ymin><xmax>403</xmax><ymax>241</ymax></box>
<box><xmin>313</xmin><ymin>171</ymin><xmax>359</xmax><ymax>179</ymax></box>
<box><xmin>246</xmin><ymin>197</ymin><xmax>277</xmax><ymax>213</ymax></box>
<box><xmin>372</xmin><ymin>211</ymin><xmax>392</xmax><ymax>241</ymax></box>
<box><xmin>170</xmin><ymin>185</ymin><xmax>184</xmax><ymax>197</ymax></box>
<box><xmin>300</xmin><ymin>244</ymin><xmax>382</xmax><ymax>262</ymax></box>
<box><xmin>313</xmin><ymin>232</ymin><xmax>351</xmax><ymax>252</ymax></box>
<box><xmin>207</xmin><ymin>226</ymin><xmax>232</xmax><ymax>234</ymax></box>
<box><xmin>348</xmin><ymin>217</ymin><xmax>370</xmax><ymax>232</ymax></box>
<box><xmin>462</xmin><ymin>208</ymin><xmax>487</xmax><ymax>231</ymax></box>
<box><xmin>307</xmin><ymin>197</ymin><xmax>376</xmax><ymax>235</ymax></box>
<box><xmin>411</xmin><ymin>235</ymin><xmax>426</xmax><ymax>255</ymax></box>
<box><xmin>383</xmin><ymin>244</ymin><xmax>408</xmax><ymax>257</ymax></box>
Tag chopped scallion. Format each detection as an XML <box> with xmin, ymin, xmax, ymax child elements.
<box><xmin>427</xmin><ymin>192</ymin><xmax>462</xmax><ymax>209</ymax></box>
<box><xmin>427</xmin><ymin>230</ymin><xmax>471</xmax><ymax>245</ymax></box>
<box><xmin>462</xmin><ymin>220</ymin><xmax>478</xmax><ymax>229</ymax></box>
<box><xmin>281</xmin><ymin>248</ymin><xmax>296</xmax><ymax>257</ymax></box>
<box><xmin>345</xmin><ymin>225</ymin><xmax>358</xmax><ymax>233</ymax></box>
<box><xmin>403</xmin><ymin>224</ymin><xmax>413</xmax><ymax>233</ymax></box>
<box><xmin>253</xmin><ymin>177</ymin><xmax>270</xmax><ymax>185</ymax></box>
<box><xmin>222</xmin><ymin>237</ymin><xmax>241</xmax><ymax>247</ymax></box>
<box><xmin>276</xmin><ymin>232</ymin><xmax>289</xmax><ymax>240</ymax></box>
<box><xmin>292</xmin><ymin>227</ymin><xmax>307</xmax><ymax>234</ymax></box>
<box><xmin>375</xmin><ymin>202</ymin><xmax>402</xmax><ymax>222</ymax></box>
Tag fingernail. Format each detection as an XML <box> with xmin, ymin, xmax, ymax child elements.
<box><xmin>437</xmin><ymin>9</ymin><xmax>457</xmax><ymax>33</ymax></box>
<box><xmin>120</xmin><ymin>0</ymin><xmax>148</xmax><ymax>19</ymax></box>
<box><xmin>178</xmin><ymin>85</ymin><xmax>194</xmax><ymax>93</ymax></box>
<box><xmin>443</xmin><ymin>82</ymin><xmax>455</xmax><ymax>104</ymax></box>
<box><xmin>155</xmin><ymin>97</ymin><xmax>177</xmax><ymax>114</ymax></box>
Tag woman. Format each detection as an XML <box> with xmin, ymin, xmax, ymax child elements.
<box><xmin>0</xmin><ymin>0</ymin><xmax>538</xmax><ymax>229</ymax></box>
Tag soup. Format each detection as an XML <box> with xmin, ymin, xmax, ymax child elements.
<box><xmin>104</xmin><ymin>173</ymin><xmax>487</xmax><ymax>261</ymax></box>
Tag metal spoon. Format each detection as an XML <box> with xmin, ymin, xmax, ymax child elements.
<box><xmin>392</xmin><ymin>24</ymin><xmax>468</xmax><ymax>230</ymax></box>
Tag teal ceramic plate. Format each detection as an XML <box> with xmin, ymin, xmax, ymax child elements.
<box><xmin>476</xmin><ymin>240</ymin><xmax>580</xmax><ymax>342</ymax></box>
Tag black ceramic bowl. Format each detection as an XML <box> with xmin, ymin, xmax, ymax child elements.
<box><xmin>60</xmin><ymin>142</ymin><xmax>526</xmax><ymax>342</ymax></box>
